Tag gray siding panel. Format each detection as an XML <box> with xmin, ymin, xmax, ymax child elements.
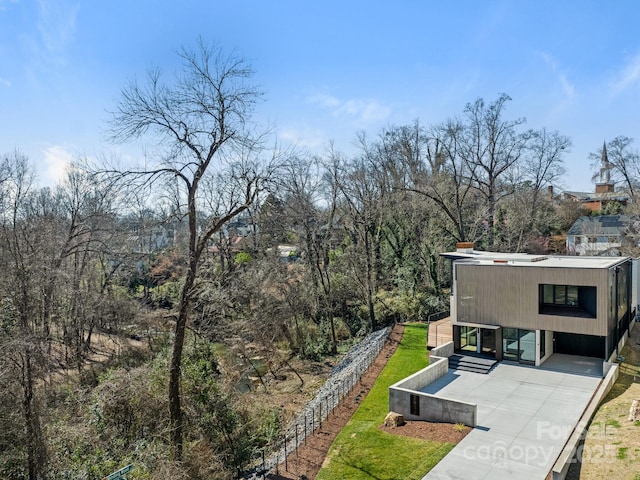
<box><xmin>455</xmin><ymin>263</ymin><xmax>610</xmax><ymax>336</ymax></box>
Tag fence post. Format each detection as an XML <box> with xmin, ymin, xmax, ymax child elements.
<box><xmin>284</xmin><ymin>434</ymin><xmax>288</xmax><ymax>472</ymax></box>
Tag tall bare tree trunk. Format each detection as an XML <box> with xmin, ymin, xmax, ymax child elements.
<box><xmin>22</xmin><ymin>350</ymin><xmax>47</xmax><ymax>480</ymax></box>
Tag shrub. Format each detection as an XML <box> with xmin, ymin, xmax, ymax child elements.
<box><xmin>234</xmin><ymin>252</ymin><xmax>253</xmax><ymax>265</ymax></box>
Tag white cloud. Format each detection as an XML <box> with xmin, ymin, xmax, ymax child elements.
<box><xmin>538</xmin><ymin>52</ymin><xmax>575</xmax><ymax>100</ymax></box>
<box><xmin>0</xmin><ymin>76</ymin><xmax>10</xmax><ymax>87</ymax></box>
<box><xmin>308</xmin><ymin>92</ymin><xmax>391</xmax><ymax>126</ymax></box>
<box><xmin>610</xmin><ymin>52</ymin><xmax>640</xmax><ymax>96</ymax></box>
<box><xmin>278</xmin><ymin>127</ymin><xmax>327</xmax><ymax>150</ymax></box>
<box><xmin>558</xmin><ymin>73</ymin><xmax>575</xmax><ymax>99</ymax></box>
<box><xmin>308</xmin><ymin>93</ymin><xmax>341</xmax><ymax>109</ymax></box>
<box><xmin>0</xmin><ymin>0</ymin><xmax>18</xmax><ymax>12</ymax></box>
<box><xmin>336</xmin><ymin>99</ymin><xmax>391</xmax><ymax>124</ymax></box>
<box><xmin>42</xmin><ymin>145</ymin><xmax>73</xmax><ymax>186</ymax></box>
<box><xmin>34</xmin><ymin>0</ymin><xmax>80</xmax><ymax>67</ymax></box>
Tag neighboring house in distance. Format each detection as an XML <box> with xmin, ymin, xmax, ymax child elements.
<box><xmin>127</xmin><ymin>224</ymin><xmax>174</xmax><ymax>254</ymax></box>
<box><xmin>441</xmin><ymin>243</ymin><xmax>635</xmax><ymax>365</ymax></box>
<box><xmin>562</xmin><ymin>189</ymin><xmax>630</xmax><ymax>213</ymax></box>
<box><xmin>566</xmin><ymin>215</ymin><xmax>634</xmax><ymax>256</ymax></box>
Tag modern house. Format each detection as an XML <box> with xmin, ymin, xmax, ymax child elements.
<box><xmin>566</xmin><ymin>215</ymin><xmax>634</xmax><ymax>256</ymax></box>
<box><xmin>441</xmin><ymin>243</ymin><xmax>634</xmax><ymax>365</ymax></box>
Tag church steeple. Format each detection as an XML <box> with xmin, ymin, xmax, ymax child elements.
<box><xmin>596</xmin><ymin>141</ymin><xmax>614</xmax><ymax>193</ymax></box>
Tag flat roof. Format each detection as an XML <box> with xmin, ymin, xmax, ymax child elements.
<box><xmin>440</xmin><ymin>250</ymin><xmax>629</xmax><ymax>269</ymax></box>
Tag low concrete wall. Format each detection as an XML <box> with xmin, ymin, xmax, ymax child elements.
<box><xmin>388</xmin><ymin>353</ymin><xmax>477</xmax><ymax>427</ymax></box>
<box><xmin>389</xmin><ymin>387</ymin><xmax>477</xmax><ymax>426</ymax></box>
<box><xmin>551</xmin><ymin>363</ymin><xmax>620</xmax><ymax>480</ymax></box>
<box><xmin>431</xmin><ymin>341</ymin><xmax>454</xmax><ymax>358</ymax></box>
<box><xmin>391</xmin><ymin>356</ymin><xmax>449</xmax><ymax>391</ymax></box>
<box><xmin>603</xmin><ymin>361</ymin><xmax>616</xmax><ymax>378</ymax></box>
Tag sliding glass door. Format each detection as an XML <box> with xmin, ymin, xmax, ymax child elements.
<box><xmin>502</xmin><ymin>327</ymin><xmax>535</xmax><ymax>365</ymax></box>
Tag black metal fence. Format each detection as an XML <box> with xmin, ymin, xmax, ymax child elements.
<box><xmin>243</xmin><ymin>326</ymin><xmax>391</xmax><ymax>479</ymax></box>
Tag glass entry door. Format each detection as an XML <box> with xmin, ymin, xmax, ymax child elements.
<box><xmin>460</xmin><ymin>326</ymin><xmax>477</xmax><ymax>353</ymax></box>
<box><xmin>481</xmin><ymin>328</ymin><xmax>496</xmax><ymax>356</ymax></box>
<box><xmin>460</xmin><ymin>326</ymin><xmax>496</xmax><ymax>357</ymax></box>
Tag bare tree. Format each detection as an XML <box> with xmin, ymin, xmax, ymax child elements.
<box><xmin>415</xmin><ymin>120</ymin><xmax>484</xmax><ymax>243</ymax></box>
<box><xmin>330</xmin><ymin>148</ymin><xmax>385</xmax><ymax>332</ymax></box>
<box><xmin>462</xmin><ymin>94</ymin><xmax>529</xmax><ymax>248</ymax></box>
<box><xmin>0</xmin><ymin>152</ymin><xmax>48</xmax><ymax>480</ymax></box>
<box><xmin>106</xmin><ymin>40</ymin><xmax>273</xmax><ymax>459</ymax></box>
<box><xmin>498</xmin><ymin>128</ymin><xmax>570</xmax><ymax>251</ymax></box>
<box><xmin>278</xmin><ymin>153</ymin><xmax>342</xmax><ymax>351</ymax></box>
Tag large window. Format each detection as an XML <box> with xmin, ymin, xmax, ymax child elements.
<box><xmin>542</xmin><ymin>284</ymin><xmax>578</xmax><ymax>306</ymax></box>
<box><xmin>502</xmin><ymin>328</ymin><xmax>535</xmax><ymax>365</ymax></box>
<box><xmin>539</xmin><ymin>284</ymin><xmax>597</xmax><ymax>318</ymax></box>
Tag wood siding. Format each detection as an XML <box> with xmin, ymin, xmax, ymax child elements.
<box><xmin>455</xmin><ymin>263</ymin><xmax>611</xmax><ymax>336</ymax></box>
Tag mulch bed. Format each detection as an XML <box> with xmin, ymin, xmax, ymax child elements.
<box><xmin>378</xmin><ymin>419</ymin><xmax>470</xmax><ymax>443</ymax></box>
<box><xmin>266</xmin><ymin>323</ymin><xmax>469</xmax><ymax>480</ymax></box>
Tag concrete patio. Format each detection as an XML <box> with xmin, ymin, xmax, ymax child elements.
<box><xmin>421</xmin><ymin>355</ymin><xmax>602</xmax><ymax>480</ymax></box>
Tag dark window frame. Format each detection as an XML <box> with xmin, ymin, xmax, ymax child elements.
<box><xmin>542</xmin><ymin>284</ymin><xmax>579</xmax><ymax>307</ymax></box>
<box><xmin>539</xmin><ymin>284</ymin><xmax>597</xmax><ymax>318</ymax></box>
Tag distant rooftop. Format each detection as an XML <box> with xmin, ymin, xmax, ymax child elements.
<box><xmin>440</xmin><ymin>248</ymin><xmax>628</xmax><ymax>269</ymax></box>
<box><xmin>567</xmin><ymin>215</ymin><xmax>634</xmax><ymax>236</ymax></box>
<box><xmin>563</xmin><ymin>190</ymin><xmax>631</xmax><ymax>201</ymax></box>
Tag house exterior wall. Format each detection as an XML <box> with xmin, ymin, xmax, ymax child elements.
<box><xmin>566</xmin><ymin>235</ymin><xmax>621</xmax><ymax>256</ymax></box>
<box><xmin>582</xmin><ymin>200</ymin><xmax>603</xmax><ymax>211</ymax></box>
<box><xmin>454</xmin><ymin>263</ymin><xmax>611</xmax><ymax>336</ymax></box>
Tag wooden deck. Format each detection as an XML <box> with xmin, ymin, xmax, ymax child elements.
<box><xmin>427</xmin><ymin>316</ymin><xmax>453</xmax><ymax>349</ymax></box>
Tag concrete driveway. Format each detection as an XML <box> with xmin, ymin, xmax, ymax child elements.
<box><xmin>421</xmin><ymin>355</ymin><xmax>602</xmax><ymax>480</ymax></box>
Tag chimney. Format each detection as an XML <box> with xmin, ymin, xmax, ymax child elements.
<box><xmin>547</xmin><ymin>185</ymin><xmax>554</xmax><ymax>198</ymax></box>
<box><xmin>456</xmin><ymin>242</ymin><xmax>474</xmax><ymax>253</ymax></box>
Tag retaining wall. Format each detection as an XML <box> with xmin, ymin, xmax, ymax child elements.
<box><xmin>388</xmin><ymin>343</ymin><xmax>476</xmax><ymax>427</ymax></box>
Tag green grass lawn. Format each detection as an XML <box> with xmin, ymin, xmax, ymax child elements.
<box><xmin>316</xmin><ymin>323</ymin><xmax>456</xmax><ymax>480</ymax></box>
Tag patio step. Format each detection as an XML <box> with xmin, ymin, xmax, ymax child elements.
<box><xmin>449</xmin><ymin>354</ymin><xmax>497</xmax><ymax>374</ymax></box>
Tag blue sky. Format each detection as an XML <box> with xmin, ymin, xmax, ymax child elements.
<box><xmin>2</xmin><ymin>0</ymin><xmax>640</xmax><ymax>191</ymax></box>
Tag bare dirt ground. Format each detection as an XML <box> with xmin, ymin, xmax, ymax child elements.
<box><xmin>266</xmin><ymin>323</ymin><xmax>470</xmax><ymax>480</ymax></box>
